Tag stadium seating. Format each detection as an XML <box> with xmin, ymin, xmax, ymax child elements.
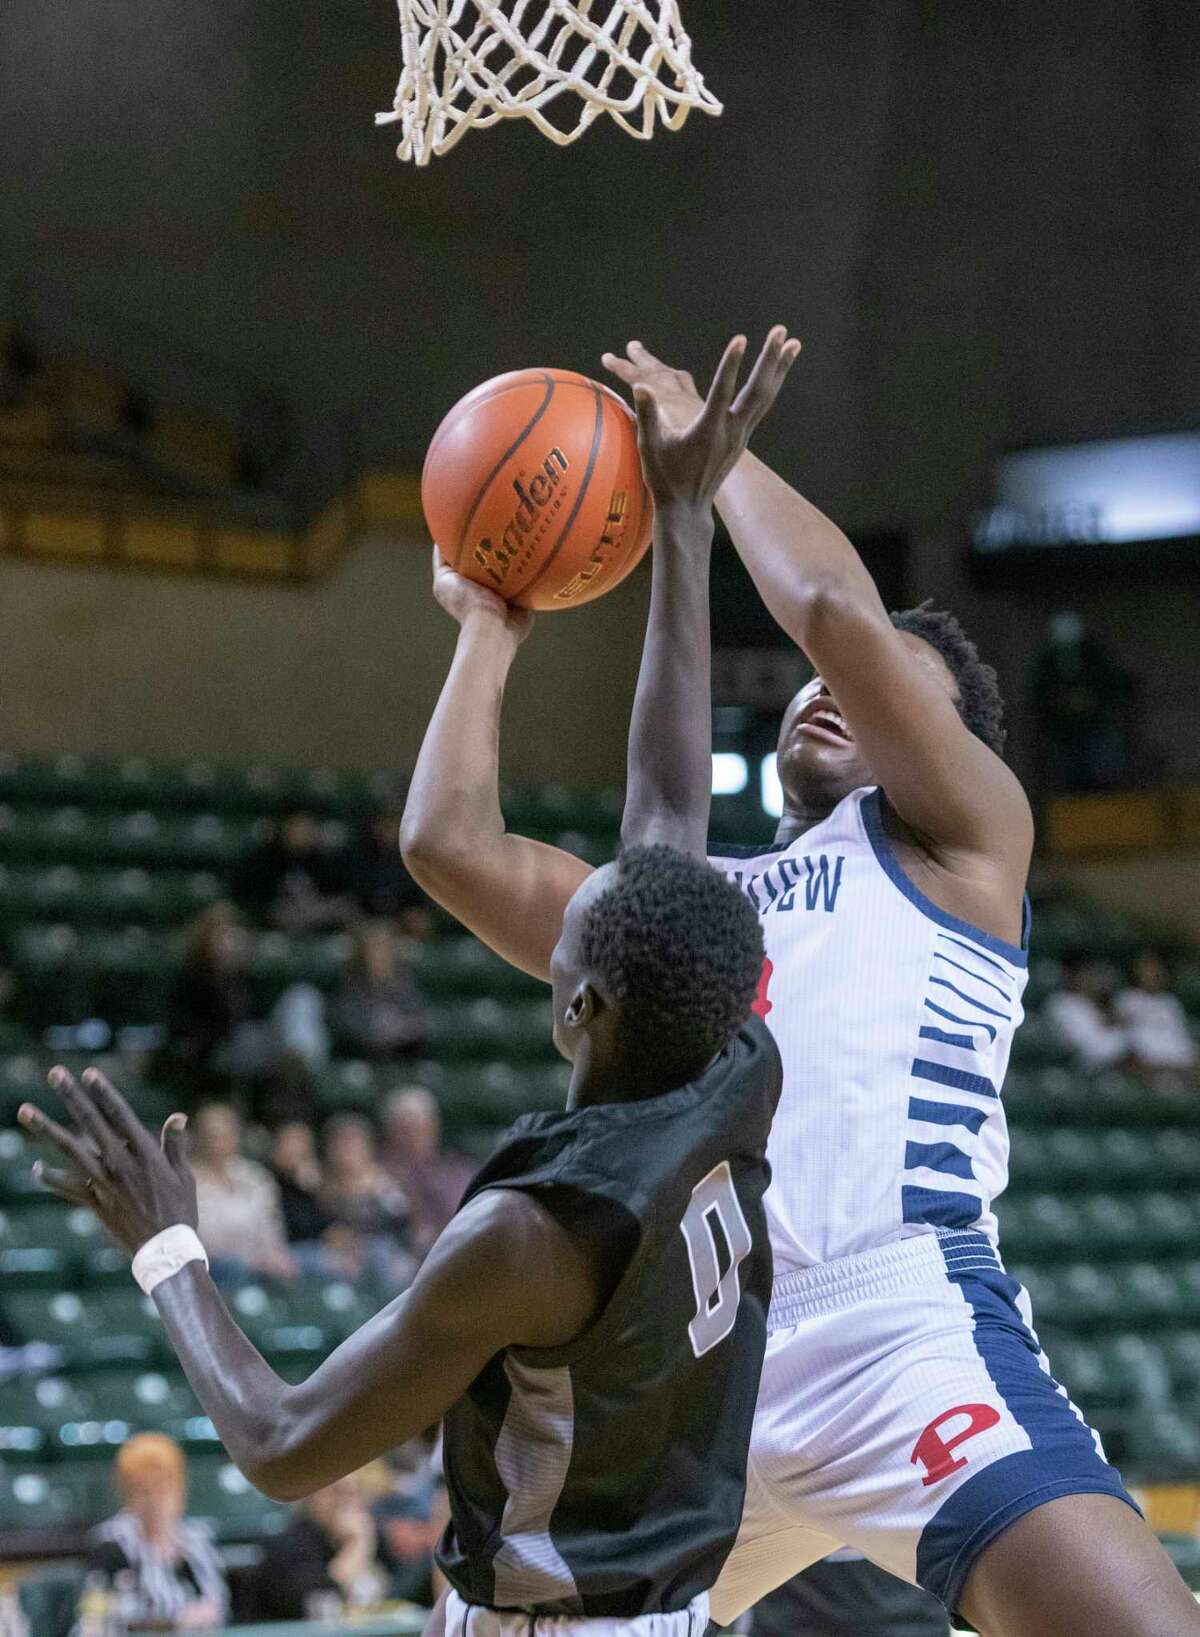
<box><xmin>0</xmin><ymin>748</ymin><xmax>1198</xmax><ymax>1553</ymax></box>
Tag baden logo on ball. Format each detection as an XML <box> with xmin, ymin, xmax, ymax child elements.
<box><xmin>423</xmin><ymin>369</ymin><xmax>653</xmax><ymax>612</ymax></box>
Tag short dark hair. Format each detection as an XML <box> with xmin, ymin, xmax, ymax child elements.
<box><xmin>578</xmin><ymin>844</ymin><xmax>764</xmax><ymax>1085</ymax></box>
<box><xmin>890</xmin><ymin>602</ymin><xmax>1007</xmax><ymax>756</ymax></box>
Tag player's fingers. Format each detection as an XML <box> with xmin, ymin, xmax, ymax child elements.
<box><xmin>160</xmin><ymin>1113</ymin><xmax>189</xmax><ymax>1175</ymax></box>
<box><xmin>632</xmin><ymin>386</ymin><xmax>662</xmax><ymax>449</ymax></box>
<box><xmin>733</xmin><ymin>329</ymin><xmax>800</xmax><ymax>423</ymax></box>
<box><xmin>80</xmin><ymin>1067</ymin><xmax>153</xmax><ymax>1156</ymax></box>
<box><xmin>18</xmin><ymin>1102</ymin><xmax>100</xmax><ymax>1179</ymax></box>
<box><xmin>32</xmin><ymin>1161</ymin><xmax>93</xmax><ymax>1207</ymax></box>
<box><xmin>699</xmin><ymin>335</ymin><xmax>747</xmax><ymax>429</ymax></box>
<box><xmin>51</xmin><ymin>1065</ymin><xmax>111</xmax><ymax>1151</ymax></box>
<box><xmin>601</xmin><ymin>352</ymin><xmax>638</xmax><ymax>385</ymax></box>
<box><xmin>626</xmin><ymin>340</ymin><xmax>672</xmax><ymax>373</ymax></box>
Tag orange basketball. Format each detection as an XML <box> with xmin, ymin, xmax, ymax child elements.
<box><xmin>422</xmin><ymin>369</ymin><xmax>653</xmax><ymax>611</ymax></box>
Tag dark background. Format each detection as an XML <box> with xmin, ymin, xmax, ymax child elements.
<box><xmin>1</xmin><ymin>0</ymin><xmax>1198</xmax><ymax>783</ymax></box>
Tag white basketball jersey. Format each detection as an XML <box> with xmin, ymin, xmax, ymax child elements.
<box><xmin>709</xmin><ymin>786</ymin><xmax>1028</xmax><ymax>1273</ymax></box>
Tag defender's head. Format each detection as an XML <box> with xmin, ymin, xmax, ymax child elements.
<box><xmin>776</xmin><ymin>604</ymin><xmax>1007</xmax><ymax>814</ymax></box>
<box><xmin>550</xmin><ymin>844</ymin><xmax>764</xmax><ymax>1096</ymax></box>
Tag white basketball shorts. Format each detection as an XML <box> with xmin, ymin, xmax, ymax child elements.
<box><xmin>444</xmin><ymin>1590</ymin><xmax>710</xmax><ymax>1637</ymax></box>
<box><xmin>710</xmin><ymin>1229</ymin><xmax>1137</xmax><ymax>1622</ymax></box>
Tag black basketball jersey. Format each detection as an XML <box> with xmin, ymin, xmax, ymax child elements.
<box><xmin>438</xmin><ymin>1015</ymin><xmax>781</xmax><ymax>1619</ymax></box>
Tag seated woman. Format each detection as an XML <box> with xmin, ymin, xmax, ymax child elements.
<box><xmin>321</xmin><ymin>1114</ymin><xmax>416</xmax><ymax>1291</ymax></box>
<box><xmin>87</xmin><ymin>1435</ymin><xmax>228</xmax><ymax>1631</ymax></box>
<box><xmin>245</xmin><ymin>1472</ymin><xmax>387</xmax><ymax>1623</ymax></box>
<box><xmin>191</xmin><ymin>1103</ymin><xmax>297</xmax><ymax>1286</ymax></box>
<box><xmin>328</xmin><ymin>922</ymin><xmax>427</xmax><ymax>1063</ymax></box>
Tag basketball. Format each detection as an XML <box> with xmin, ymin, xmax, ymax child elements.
<box><xmin>422</xmin><ymin>369</ymin><xmax>654</xmax><ymax>611</ymax></box>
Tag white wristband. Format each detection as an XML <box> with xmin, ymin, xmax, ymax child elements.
<box><xmin>132</xmin><ymin>1225</ymin><xmax>209</xmax><ymax>1296</ymax></box>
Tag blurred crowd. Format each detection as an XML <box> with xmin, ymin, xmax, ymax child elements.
<box><xmin>144</xmin><ymin>805</ymin><xmax>470</xmax><ymax>1301</ymax></box>
<box><xmin>1046</xmin><ymin>949</ymin><xmax>1199</xmax><ymax>1093</ymax></box>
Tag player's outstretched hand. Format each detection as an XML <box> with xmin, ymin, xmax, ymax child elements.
<box><xmin>19</xmin><ymin>1067</ymin><xmax>196</xmax><ymax>1258</ymax></box>
<box><xmin>603</xmin><ymin>328</ymin><xmax>801</xmax><ymax>513</ymax></box>
<box><xmin>430</xmin><ymin>547</ymin><xmax>534</xmax><ymax>645</ymax></box>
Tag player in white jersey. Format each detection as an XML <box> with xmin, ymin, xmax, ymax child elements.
<box><xmin>401</xmin><ymin>328</ymin><xmax>1200</xmax><ymax>1637</ymax></box>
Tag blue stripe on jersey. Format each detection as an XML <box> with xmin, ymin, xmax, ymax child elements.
<box><xmin>916</xmin><ymin>1234</ymin><xmax>1137</xmax><ymax>1611</ymax></box>
<box><xmin>905</xmin><ymin>1140</ymin><xmax>975</xmax><ymax>1179</ymax></box>
<box><xmin>907</xmin><ymin>1097</ymin><xmax>988</xmax><ymax>1134</ymax></box>
<box><xmin>928</xmin><ymin>977</ymin><xmax>1010</xmax><ymax>1021</ymax></box>
<box><xmin>901</xmin><ymin>1186</ymin><xmax>983</xmax><ymax>1229</ymax></box>
<box><xmin>911</xmin><ymin>1059</ymin><xmax>999</xmax><ymax>1100</ymax></box>
<box><xmin>924</xmin><ymin>998</ymin><xmax>998</xmax><ymax>1043</ymax></box>
<box><xmin>859</xmin><ymin>789</ymin><xmax>1029</xmax><ymax>967</ymax></box>
<box><xmin>936</xmin><ymin>931</ymin><xmax>1010</xmax><ymax>978</ymax></box>
<box><xmin>932</xmin><ymin>952</ymin><xmax>1012</xmax><ymax>1002</ymax></box>
<box><xmin>919</xmin><ymin>1024</ymin><xmax>977</xmax><ymax>1052</ymax></box>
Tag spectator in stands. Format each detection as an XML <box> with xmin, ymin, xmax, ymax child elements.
<box><xmin>1044</xmin><ymin>957</ymin><xmax>1134</xmax><ymax>1073</ymax></box>
<box><xmin>156</xmin><ymin>903</ymin><xmax>257</xmax><ymax>1101</ymax></box>
<box><xmin>1115</xmin><ymin>950</ymin><xmax>1200</xmax><ymax>1091</ymax></box>
<box><xmin>232</xmin><ymin>811</ymin><xmax>352</xmax><ymax>932</ymax></box>
<box><xmin>268</xmin><ymin>1118</ymin><xmax>364</xmax><ymax>1281</ymax></box>
<box><xmin>88</xmin><ymin>1435</ymin><xmax>228</xmax><ymax>1630</ymax></box>
<box><xmin>338</xmin><ymin>807</ymin><xmax>433</xmax><ymax>937</ymax></box>
<box><xmin>192</xmin><ymin>1102</ymin><xmax>297</xmax><ymax>1286</ymax></box>
<box><xmin>269</xmin><ymin>1119</ymin><xmax>335</xmax><ymax>1245</ymax></box>
<box><xmin>372</xmin><ymin>1437</ymin><xmax>446</xmax><ymax>1604</ymax></box>
<box><xmin>246</xmin><ymin>1471</ymin><xmax>387</xmax><ymax>1622</ymax></box>
<box><xmin>328</xmin><ymin>922</ymin><xmax>427</xmax><ymax>1063</ymax></box>
<box><xmin>380</xmin><ymin>1086</ymin><xmax>474</xmax><ymax>1251</ymax></box>
<box><xmin>322</xmin><ymin>1113</ymin><xmax>416</xmax><ymax>1290</ymax></box>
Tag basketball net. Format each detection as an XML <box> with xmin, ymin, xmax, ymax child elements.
<box><xmin>377</xmin><ymin>0</ymin><xmax>722</xmax><ymax>165</ymax></box>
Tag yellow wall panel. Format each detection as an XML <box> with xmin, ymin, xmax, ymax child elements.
<box><xmin>23</xmin><ymin>508</ymin><xmax>107</xmax><ymax>558</ymax></box>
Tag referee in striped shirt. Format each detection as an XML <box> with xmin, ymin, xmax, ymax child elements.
<box><xmin>87</xmin><ymin>1435</ymin><xmax>228</xmax><ymax>1630</ymax></box>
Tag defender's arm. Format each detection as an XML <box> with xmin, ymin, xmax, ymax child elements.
<box><xmin>21</xmin><ymin>1070</ymin><xmax>603</xmax><ymax>1502</ymax></box>
<box><xmin>400</xmin><ymin>553</ymin><xmax>592</xmax><ymax>983</ymax></box>
<box><xmin>619</xmin><ymin>330</ymin><xmax>801</xmax><ymax>858</ymax></box>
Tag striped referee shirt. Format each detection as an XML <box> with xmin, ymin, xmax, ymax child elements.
<box><xmin>89</xmin><ymin>1510</ymin><xmax>229</xmax><ymax>1624</ymax></box>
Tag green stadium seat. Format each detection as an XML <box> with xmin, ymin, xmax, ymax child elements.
<box><xmin>1124</xmin><ymin>1408</ymin><xmax>1200</xmax><ymax>1482</ymax></box>
<box><xmin>1113</xmin><ymin>1262</ymin><xmax>1191</xmax><ymax>1326</ymax></box>
<box><xmin>1135</xmin><ymin>1192</ymin><xmax>1200</xmax><ymax>1251</ymax></box>
<box><xmin>186</xmin><ymin>1457</ymin><xmax>288</xmax><ymax>1543</ymax></box>
<box><xmin>0</xmin><ymin>1461</ymin><xmax>111</xmax><ymax>1529</ymax></box>
<box><xmin>4</xmin><ymin>1288</ymin><xmax>165</xmax><ymax>1368</ymax></box>
<box><xmin>280</xmin><ymin>1279</ymin><xmax>385</xmax><ymax>1343</ymax></box>
<box><xmin>225</xmin><ymin>1284</ymin><xmax>333</xmax><ymax>1366</ymax></box>
<box><xmin>1161</xmin><ymin>1330</ymin><xmax>1200</xmax><ymax>1394</ymax></box>
<box><xmin>1076</xmin><ymin>1192</ymin><xmax>1142</xmax><ymax>1256</ymax></box>
<box><xmin>427</xmin><ymin>999</ymin><xmax>553</xmax><ymax>1062</ymax></box>
<box><xmin>1008</xmin><ymin>1017</ymin><xmax>1072</xmax><ymax>1070</ymax></box>
<box><xmin>414</xmin><ymin>938</ymin><xmax>545</xmax><ymax>1000</ymax></box>
<box><xmin>1151</xmin><ymin>1130</ymin><xmax>1200</xmax><ymax>1182</ymax></box>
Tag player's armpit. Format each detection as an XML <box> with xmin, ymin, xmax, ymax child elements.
<box><xmin>407</xmin><ymin>831</ymin><xmax>593</xmax><ymax>983</ymax></box>
<box><xmin>804</xmin><ymin>590</ymin><xmax>1033</xmax><ymax>870</ymax></box>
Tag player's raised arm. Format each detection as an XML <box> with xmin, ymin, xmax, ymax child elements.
<box><xmin>400</xmin><ymin>552</ymin><xmax>592</xmax><ymax>982</ymax></box>
<box><xmin>605</xmin><ymin>344</ymin><xmax>1032</xmax><ymax>880</ymax></box>
<box><xmin>615</xmin><ymin>327</ymin><xmax>801</xmax><ymax>859</ymax></box>
<box><xmin>19</xmin><ymin>1069</ymin><xmax>605</xmax><ymax>1501</ymax></box>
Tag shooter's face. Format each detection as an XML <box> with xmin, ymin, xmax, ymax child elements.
<box><xmin>776</xmin><ymin>635</ymin><xmax>958</xmax><ymax>810</ymax></box>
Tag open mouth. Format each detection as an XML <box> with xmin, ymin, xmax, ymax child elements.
<box><xmin>795</xmin><ymin>700</ymin><xmax>853</xmax><ymax>747</ymax></box>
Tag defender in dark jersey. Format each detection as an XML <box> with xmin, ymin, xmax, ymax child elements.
<box><xmin>21</xmin><ymin>332</ymin><xmax>797</xmax><ymax>1637</ymax></box>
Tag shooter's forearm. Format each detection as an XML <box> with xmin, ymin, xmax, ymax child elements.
<box><xmin>717</xmin><ymin>453</ymin><xmax>889</xmax><ymax>649</ymax></box>
<box><xmin>401</xmin><ymin>612</ymin><xmax>521</xmax><ymax>878</ymax></box>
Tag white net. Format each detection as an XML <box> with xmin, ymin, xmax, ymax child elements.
<box><xmin>376</xmin><ymin>0</ymin><xmax>722</xmax><ymax>165</ymax></box>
